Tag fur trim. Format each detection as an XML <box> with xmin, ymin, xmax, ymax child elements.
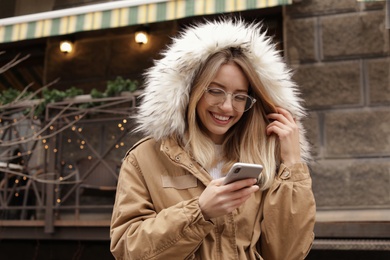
<box><xmin>136</xmin><ymin>18</ymin><xmax>310</xmax><ymax>159</ymax></box>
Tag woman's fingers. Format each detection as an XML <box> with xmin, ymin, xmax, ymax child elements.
<box><xmin>266</xmin><ymin>107</ymin><xmax>302</xmax><ymax>166</ymax></box>
<box><xmin>267</xmin><ymin>107</ymin><xmax>295</xmax><ymax>126</ymax></box>
<box><xmin>199</xmin><ymin>178</ymin><xmax>259</xmax><ymax>220</ymax></box>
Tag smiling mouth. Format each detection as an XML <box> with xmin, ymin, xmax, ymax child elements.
<box><xmin>211</xmin><ymin>112</ymin><xmax>231</xmax><ymax>121</ymax></box>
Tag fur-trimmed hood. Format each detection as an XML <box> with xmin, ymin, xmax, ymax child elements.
<box><xmin>136</xmin><ymin>18</ymin><xmax>309</xmax><ymax>158</ymax></box>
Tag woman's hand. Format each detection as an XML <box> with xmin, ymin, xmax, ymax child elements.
<box><xmin>199</xmin><ymin>178</ymin><xmax>259</xmax><ymax>220</ymax></box>
<box><xmin>266</xmin><ymin>107</ymin><xmax>302</xmax><ymax>167</ymax></box>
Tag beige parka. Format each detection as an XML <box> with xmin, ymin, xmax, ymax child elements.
<box><xmin>110</xmin><ymin>138</ymin><xmax>315</xmax><ymax>259</ymax></box>
<box><xmin>110</xmin><ymin>19</ymin><xmax>316</xmax><ymax>259</ymax></box>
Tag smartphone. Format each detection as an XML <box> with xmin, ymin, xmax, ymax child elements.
<box><xmin>223</xmin><ymin>162</ymin><xmax>263</xmax><ymax>185</ymax></box>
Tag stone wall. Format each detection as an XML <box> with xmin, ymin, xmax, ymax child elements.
<box><xmin>285</xmin><ymin>0</ymin><xmax>390</xmax><ymax>210</ymax></box>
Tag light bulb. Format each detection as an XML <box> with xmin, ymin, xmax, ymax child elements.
<box><xmin>135</xmin><ymin>31</ymin><xmax>148</xmax><ymax>44</ymax></box>
<box><xmin>60</xmin><ymin>41</ymin><xmax>73</xmax><ymax>53</ymax></box>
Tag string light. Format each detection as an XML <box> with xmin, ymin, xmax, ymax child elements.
<box><xmin>1</xmin><ymin>98</ymin><xmax>138</xmax><ymax>218</ymax></box>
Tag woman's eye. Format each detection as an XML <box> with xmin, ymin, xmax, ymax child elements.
<box><xmin>209</xmin><ymin>89</ymin><xmax>225</xmax><ymax>96</ymax></box>
<box><xmin>234</xmin><ymin>95</ymin><xmax>247</xmax><ymax>102</ymax></box>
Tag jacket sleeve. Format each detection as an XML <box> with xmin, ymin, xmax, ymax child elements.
<box><xmin>260</xmin><ymin>163</ymin><xmax>316</xmax><ymax>260</ymax></box>
<box><xmin>110</xmin><ymin>153</ymin><xmax>215</xmax><ymax>260</ymax></box>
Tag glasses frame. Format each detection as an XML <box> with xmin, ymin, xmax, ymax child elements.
<box><xmin>203</xmin><ymin>87</ymin><xmax>257</xmax><ymax>112</ymax></box>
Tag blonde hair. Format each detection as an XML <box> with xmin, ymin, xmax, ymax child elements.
<box><xmin>183</xmin><ymin>48</ymin><xmax>281</xmax><ymax>190</ymax></box>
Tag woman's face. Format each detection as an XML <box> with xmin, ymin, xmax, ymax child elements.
<box><xmin>196</xmin><ymin>62</ymin><xmax>249</xmax><ymax>144</ymax></box>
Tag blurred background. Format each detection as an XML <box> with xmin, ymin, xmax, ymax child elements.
<box><xmin>0</xmin><ymin>0</ymin><xmax>389</xmax><ymax>259</ymax></box>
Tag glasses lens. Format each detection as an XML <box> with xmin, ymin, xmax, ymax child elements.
<box><xmin>204</xmin><ymin>88</ymin><xmax>255</xmax><ymax>112</ymax></box>
<box><xmin>233</xmin><ymin>94</ymin><xmax>252</xmax><ymax>112</ymax></box>
<box><xmin>204</xmin><ymin>88</ymin><xmax>225</xmax><ymax>106</ymax></box>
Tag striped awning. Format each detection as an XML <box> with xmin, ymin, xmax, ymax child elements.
<box><xmin>0</xmin><ymin>0</ymin><xmax>292</xmax><ymax>44</ymax></box>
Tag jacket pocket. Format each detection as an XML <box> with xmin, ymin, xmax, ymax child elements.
<box><xmin>161</xmin><ymin>174</ymin><xmax>197</xmax><ymax>189</ymax></box>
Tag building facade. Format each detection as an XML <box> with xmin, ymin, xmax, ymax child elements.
<box><xmin>0</xmin><ymin>0</ymin><xmax>389</xmax><ymax>259</ymax></box>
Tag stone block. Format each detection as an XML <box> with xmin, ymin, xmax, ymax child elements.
<box><xmin>324</xmin><ymin>109</ymin><xmax>390</xmax><ymax>157</ymax></box>
<box><xmin>286</xmin><ymin>0</ymin><xmax>357</xmax><ymax>17</ymax></box>
<box><xmin>310</xmin><ymin>160</ymin><xmax>351</xmax><ymax>207</ymax></box>
<box><xmin>311</xmin><ymin>159</ymin><xmax>390</xmax><ymax>208</ymax></box>
<box><xmin>368</xmin><ymin>58</ymin><xmax>390</xmax><ymax>105</ymax></box>
<box><xmin>285</xmin><ymin>17</ymin><xmax>317</xmax><ymax>63</ymax></box>
<box><xmin>359</xmin><ymin>0</ymin><xmax>386</xmax><ymax>10</ymax></box>
<box><xmin>293</xmin><ymin>61</ymin><xmax>361</xmax><ymax>109</ymax></box>
<box><xmin>348</xmin><ymin>160</ymin><xmax>390</xmax><ymax>206</ymax></box>
<box><xmin>322</xmin><ymin>11</ymin><xmax>389</xmax><ymax>59</ymax></box>
<box><xmin>302</xmin><ymin>111</ymin><xmax>321</xmax><ymax>158</ymax></box>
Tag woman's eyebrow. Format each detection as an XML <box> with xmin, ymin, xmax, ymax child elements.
<box><xmin>209</xmin><ymin>81</ymin><xmax>248</xmax><ymax>92</ymax></box>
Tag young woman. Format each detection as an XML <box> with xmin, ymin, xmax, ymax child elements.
<box><xmin>110</xmin><ymin>19</ymin><xmax>315</xmax><ymax>260</ymax></box>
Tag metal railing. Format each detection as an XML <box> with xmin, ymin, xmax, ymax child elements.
<box><xmin>0</xmin><ymin>93</ymin><xmax>143</xmax><ymax>239</ymax></box>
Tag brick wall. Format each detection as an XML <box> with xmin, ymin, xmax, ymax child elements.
<box><xmin>284</xmin><ymin>0</ymin><xmax>390</xmax><ymax>209</ymax></box>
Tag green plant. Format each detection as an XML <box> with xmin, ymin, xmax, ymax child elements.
<box><xmin>105</xmin><ymin>76</ymin><xmax>139</xmax><ymax>97</ymax></box>
<box><xmin>65</xmin><ymin>86</ymin><xmax>84</xmax><ymax>98</ymax></box>
<box><xmin>35</xmin><ymin>87</ymin><xmax>83</xmax><ymax>117</ymax></box>
<box><xmin>90</xmin><ymin>88</ymin><xmax>105</xmax><ymax>99</ymax></box>
<box><xmin>1</xmin><ymin>77</ymin><xmax>139</xmax><ymax>118</ymax></box>
<box><xmin>0</xmin><ymin>88</ymin><xmax>31</xmax><ymax>106</ymax></box>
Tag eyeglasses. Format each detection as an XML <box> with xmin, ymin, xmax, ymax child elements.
<box><xmin>203</xmin><ymin>87</ymin><xmax>256</xmax><ymax>112</ymax></box>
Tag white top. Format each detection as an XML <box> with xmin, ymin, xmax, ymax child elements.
<box><xmin>207</xmin><ymin>144</ymin><xmax>225</xmax><ymax>179</ymax></box>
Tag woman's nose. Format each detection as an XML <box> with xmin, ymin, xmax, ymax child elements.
<box><xmin>218</xmin><ymin>95</ymin><xmax>234</xmax><ymax>111</ymax></box>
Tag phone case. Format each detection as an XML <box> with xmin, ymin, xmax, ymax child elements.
<box><xmin>223</xmin><ymin>162</ymin><xmax>263</xmax><ymax>185</ymax></box>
